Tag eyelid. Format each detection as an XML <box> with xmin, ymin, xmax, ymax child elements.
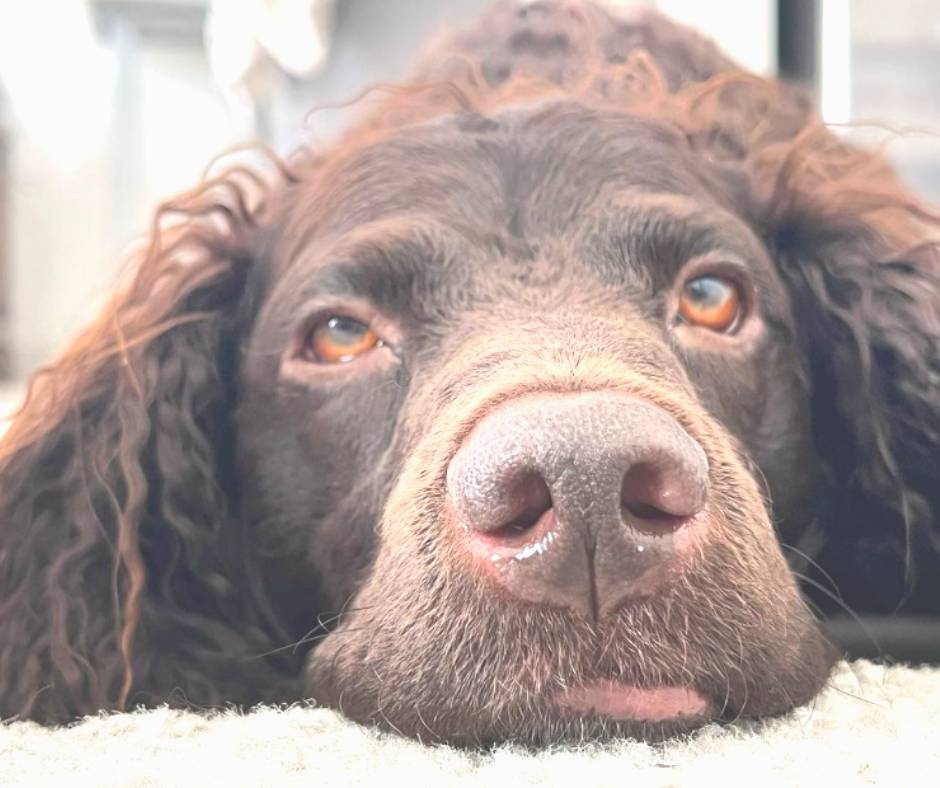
<box><xmin>677</xmin><ymin>253</ymin><xmax>751</xmax><ymax>282</ymax></box>
<box><xmin>674</xmin><ymin>254</ymin><xmax>754</xmax><ymax>304</ymax></box>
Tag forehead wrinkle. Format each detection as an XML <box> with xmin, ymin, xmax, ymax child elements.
<box><xmin>612</xmin><ymin>191</ymin><xmax>746</xmax><ymax>232</ymax></box>
<box><xmin>271</xmin><ymin>215</ymin><xmax>465</xmax><ymax>321</ymax></box>
<box><xmin>273</xmin><ymin>135</ymin><xmax>508</xmax><ymax>278</ymax></box>
<box><xmin>293</xmin><ymin>214</ymin><xmax>450</xmax><ymax>269</ymax></box>
<box><xmin>605</xmin><ymin>191</ymin><xmax>772</xmax><ymax>263</ymax></box>
<box><xmin>461</xmin><ymin>105</ymin><xmax>708</xmax><ymax>240</ymax></box>
<box><xmin>318</xmin><ymin>134</ymin><xmax>506</xmax><ymax>229</ymax></box>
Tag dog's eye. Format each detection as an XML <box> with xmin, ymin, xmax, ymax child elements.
<box><xmin>302</xmin><ymin>315</ymin><xmax>382</xmax><ymax>363</ymax></box>
<box><xmin>678</xmin><ymin>276</ymin><xmax>742</xmax><ymax>333</ymax></box>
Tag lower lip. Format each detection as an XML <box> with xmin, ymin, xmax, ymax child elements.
<box><xmin>556</xmin><ymin>682</ymin><xmax>709</xmax><ymax>722</ymax></box>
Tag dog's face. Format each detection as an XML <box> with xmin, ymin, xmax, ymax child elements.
<box><xmin>5</xmin><ymin>0</ymin><xmax>939</xmax><ymax>748</ymax></box>
<box><xmin>237</xmin><ymin>102</ymin><xmax>836</xmax><ymax>745</ymax></box>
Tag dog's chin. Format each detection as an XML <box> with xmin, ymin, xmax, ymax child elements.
<box><xmin>444</xmin><ymin>712</ymin><xmax>716</xmax><ymax>750</ymax></box>
<box><xmin>486</xmin><ymin>705</ymin><xmax>715</xmax><ymax>749</ymax></box>
<box><xmin>306</xmin><ymin>606</ymin><xmax>837</xmax><ymax>747</ymax></box>
<box><xmin>306</xmin><ymin>670</ymin><xmax>719</xmax><ymax>747</ymax></box>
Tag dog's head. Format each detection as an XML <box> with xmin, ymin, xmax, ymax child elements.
<box><xmin>2</xmin><ymin>1</ymin><xmax>939</xmax><ymax>746</ymax></box>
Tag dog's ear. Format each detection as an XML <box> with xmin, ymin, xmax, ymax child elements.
<box><xmin>760</xmin><ymin>129</ymin><xmax>940</xmax><ymax>611</ymax></box>
<box><xmin>0</xmin><ymin>164</ymin><xmax>296</xmax><ymax>722</ymax></box>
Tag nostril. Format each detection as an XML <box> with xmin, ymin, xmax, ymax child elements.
<box><xmin>623</xmin><ymin>501</ymin><xmax>678</xmax><ymax>522</ymax></box>
<box><xmin>480</xmin><ymin>473</ymin><xmax>552</xmax><ymax>543</ymax></box>
<box><xmin>620</xmin><ymin>463</ymin><xmax>704</xmax><ymax>530</ymax></box>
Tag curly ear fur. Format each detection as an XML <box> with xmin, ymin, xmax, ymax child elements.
<box><xmin>0</xmin><ymin>165</ymin><xmax>300</xmax><ymax>722</ymax></box>
<box><xmin>756</xmin><ymin>132</ymin><xmax>940</xmax><ymax>612</ymax></box>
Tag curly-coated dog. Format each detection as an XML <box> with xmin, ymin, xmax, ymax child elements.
<box><xmin>2</xmin><ymin>1</ymin><xmax>938</xmax><ymax>746</ymax></box>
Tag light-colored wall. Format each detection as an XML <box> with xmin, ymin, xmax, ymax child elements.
<box><xmin>3</xmin><ymin>7</ymin><xmax>237</xmax><ymax>379</ymax></box>
<box><xmin>653</xmin><ymin>0</ymin><xmax>776</xmax><ymax>74</ymax></box>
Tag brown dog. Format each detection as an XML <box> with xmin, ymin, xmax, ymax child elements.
<box><xmin>1</xmin><ymin>1</ymin><xmax>938</xmax><ymax>747</ymax></box>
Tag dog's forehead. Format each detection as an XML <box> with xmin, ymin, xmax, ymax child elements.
<box><xmin>256</xmin><ymin>99</ymin><xmax>771</xmax><ymax>335</ymax></box>
<box><xmin>288</xmin><ymin>100</ymin><xmax>715</xmax><ymax>248</ymax></box>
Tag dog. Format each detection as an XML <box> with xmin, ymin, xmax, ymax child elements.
<box><xmin>1</xmin><ymin>1</ymin><xmax>938</xmax><ymax>747</ymax></box>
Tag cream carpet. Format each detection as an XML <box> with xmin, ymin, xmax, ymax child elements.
<box><xmin>1</xmin><ymin>660</ymin><xmax>938</xmax><ymax>786</ymax></box>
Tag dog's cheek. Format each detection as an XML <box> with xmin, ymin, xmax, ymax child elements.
<box><xmin>233</xmin><ymin>399</ymin><xmax>394</xmax><ymax>636</ymax></box>
<box><xmin>308</xmin><ymin>508</ymin><xmax>383</xmax><ymax>612</ymax></box>
<box><xmin>683</xmin><ymin>341</ymin><xmax>819</xmax><ymax>539</ymax></box>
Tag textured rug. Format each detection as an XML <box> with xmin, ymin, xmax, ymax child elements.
<box><xmin>2</xmin><ymin>660</ymin><xmax>938</xmax><ymax>787</ymax></box>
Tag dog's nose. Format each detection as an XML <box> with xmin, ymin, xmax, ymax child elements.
<box><xmin>446</xmin><ymin>392</ymin><xmax>710</xmax><ymax>620</ymax></box>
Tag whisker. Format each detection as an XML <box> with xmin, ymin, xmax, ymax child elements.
<box><xmin>789</xmin><ymin>572</ymin><xmax>885</xmax><ymax>661</ymax></box>
<box><xmin>245</xmin><ymin>605</ymin><xmax>374</xmax><ymax>660</ymax></box>
<box><xmin>781</xmin><ymin>542</ymin><xmax>842</xmax><ymax>600</ymax></box>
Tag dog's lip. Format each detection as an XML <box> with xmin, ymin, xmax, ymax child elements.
<box><xmin>556</xmin><ymin>681</ymin><xmax>710</xmax><ymax>722</ymax></box>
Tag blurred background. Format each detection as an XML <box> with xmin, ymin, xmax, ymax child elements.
<box><xmin>0</xmin><ymin>0</ymin><xmax>938</xmax><ymax>409</ymax></box>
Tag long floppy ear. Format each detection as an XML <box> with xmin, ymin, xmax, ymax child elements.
<box><xmin>0</xmin><ymin>161</ymin><xmax>299</xmax><ymax>722</ymax></box>
<box><xmin>759</xmin><ymin>129</ymin><xmax>940</xmax><ymax>613</ymax></box>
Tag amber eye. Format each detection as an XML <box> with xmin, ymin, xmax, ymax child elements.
<box><xmin>678</xmin><ymin>275</ymin><xmax>743</xmax><ymax>333</ymax></box>
<box><xmin>302</xmin><ymin>315</ymin><xmax>381</xmax><ymax>363</ymax></box>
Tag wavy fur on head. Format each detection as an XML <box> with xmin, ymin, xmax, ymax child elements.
<box><xmin>1</xmin><ymin>0</ymin><xmax>938</xmax><ymax>729</ymax></box>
